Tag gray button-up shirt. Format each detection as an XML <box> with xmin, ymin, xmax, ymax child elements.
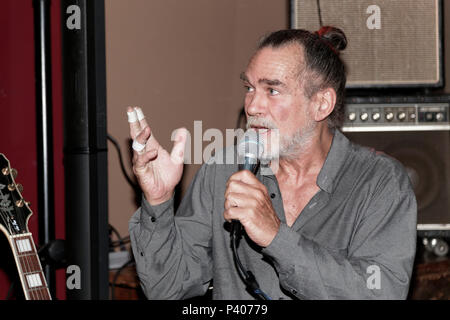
<box><xmin>129</xmin><ymin>129</ymin><xmax>417</xmax><ymax>300</ymax></box>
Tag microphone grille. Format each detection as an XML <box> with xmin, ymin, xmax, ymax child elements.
<box><xmin>237</xmin><ymin>129</ymin><xmax>264</xmax><ymax>159</ymax></box>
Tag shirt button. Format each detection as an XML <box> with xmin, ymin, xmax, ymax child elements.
<box><xmin>140</xmin><ymin>252</ymin><xmax>144</xmax><ymax>257</ymax></box>
<box><xmin>151</xmin><ymin>217</ymin><xmax>156</xmax><ymax>222</ymax></box>
<box><xmin>270</xmin><ymin>193</ymin><xmax>276</xmax><ymax>199</ymax></box>
<box><xmin>291</xmin><ymin>289</ymin><xmax>297</xmax><ymax>295</ymax></box>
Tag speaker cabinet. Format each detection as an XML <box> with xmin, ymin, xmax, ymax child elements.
<box><xmin>290</xmin><ymin>0</ymin><xmax>443</xmax><ymax>88</ymax></box>
<box><xmin>342</xmin><ymin>96</ymin><xmax>450</xmax><ymax>237</ymax></box>
<box><xmin>61</xmin><ymin>0</ymin><xmax>109</xmax><ymax>299</ymax></box>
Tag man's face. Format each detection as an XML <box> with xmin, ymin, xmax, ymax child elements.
<box><xmin>242</xmin><ymin>43</ymin><xmax>317</xmax><ymax>159</ymax></box>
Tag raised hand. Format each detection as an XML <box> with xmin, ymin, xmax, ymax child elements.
<box><xmin>128</xmin><ymin>106</ymin><xmax>187</xmax><ymax>205</ymax></box>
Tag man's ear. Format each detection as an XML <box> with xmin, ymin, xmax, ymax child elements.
<box><xmin>312</xmin><ymin>88</ymin><xmax>336</xmax><ymax>122</ymax></box>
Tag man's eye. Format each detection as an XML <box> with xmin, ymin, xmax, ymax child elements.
<box><xmin>269</xmin><ymin>88</ymin><xmax>280</xmax><ymax>95</ymax></box>
<box><xmin>244</xmin><ymin>86</ymin><xmax>254</xmax><ymax>93</ymax></box>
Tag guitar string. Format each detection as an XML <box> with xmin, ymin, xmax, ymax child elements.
<box><xmin>0</xmin><ymin>211</ymin><xmax>12</xmax><ymax>234</ymax></box>
<box><xmin>28</xmin><ymin>236</ymin><xmax>41</xmax><ymax>300</ymax></box>
<box><xmin>13</xmin><ymin>232</ymin><xmax>45</xmax><ymax>299</ymax></box>
<box><xmin>13</xmin><ymin>182</ymin><xmax>45</xmax><ymax>299</ymax></box>
<box><xmin>10</xmin><ymin>185</ymin><xmax>38</xmax><ymax>299</ymax></box>
<box><xmin>20</xmin><ymin>236</ymin><xmax>39</xmax><ymax>300</ymax></box>
<box><xmin>2</xmin><ymin>218</ymin><xmax>34</xmax><ymax>298</ymax></box>
<box><xmin>14</xmin><ymin>235</ymin><xmax>35</xmax><ymax>300</ymax></box>
<box><xmin>8</xmin><ymin>185</ymin><xmax>34</xmax><ymax>299</ymax></box>
<box><xmin>4</xmin><ymin>173</ymin><xmax>34</xmax><ymax>298</ymax></box>
<box><xmin>34</xmin><ymin>237</ymin><xmax>50</xmax><ymax>300</ymax></box>
<box><xmin>22</xmin><ymin>201</ymin><xmax>48</xmax><ymax>298</ymax></box>
<box><xmin>5</xmin><ymin>168</ymin><xmax>47</xmax><ymax>299</ymax></box>
<box><xmin>28</xmin><ymin>235</ymin><xmax>45</xmax><ymax>300</ymax></box>
<box><xmin>8</xmin><ymin>168</ymin><xmax>33</xmax><ymax>298</ymax></box>
<box><xmin>29</xmin><ymin>235</ymin><xmax>45</xmax><ymax>300</ymax></box>
<box><xmin>32</xmin><ymin>238</ymin><xmax>48</xmax><ymax>300</ymax></box>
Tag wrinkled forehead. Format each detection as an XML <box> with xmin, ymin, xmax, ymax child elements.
<box><xmin>245</xmin><ymin>43</ymin><xmax>306</xmax><ymax>82</ymax></box>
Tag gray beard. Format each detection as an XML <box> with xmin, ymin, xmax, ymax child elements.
<box><xmin>279</xmin><ymin>119</ymin><xmax>316</xmax><ymax>160</ymax></box>
<box><xmin>246</xmin><ymin>115</ymin><xmax>317</xmax><ymax>161</ymax></box>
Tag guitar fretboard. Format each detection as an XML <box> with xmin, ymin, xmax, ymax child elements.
<box><xmin>10</xmin><ymin>233</ymin><xmax>51</xmax><ymax>300</ymax></box>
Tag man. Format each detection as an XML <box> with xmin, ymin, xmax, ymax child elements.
<box><xmin>128</xmin><ymin>28</ymin><xmax>417</xmax><ymax>299</ymax></box>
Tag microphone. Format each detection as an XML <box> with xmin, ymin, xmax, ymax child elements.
<box><xmin>232</xmin><ymin>130</ymin><xmax>264</xmax><ymax>237</ymax></box>
<box><xmin>237</xmin><ymin>129</ymin><xmax>263</xmax><ymax>173</ymax></box>
<box><xmin>230</xmin><ymin>129</ymin><xmax>271</xmax><ymax>300</ymax></box>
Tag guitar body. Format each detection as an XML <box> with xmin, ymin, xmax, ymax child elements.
<box><xmin>0</xmin><ymin>154</ymin><xmax>51</xmax><ymax>300</ymax></box>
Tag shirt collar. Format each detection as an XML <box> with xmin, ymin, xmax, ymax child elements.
<box><xmin>259</xmin><ymin>129</ymin><xmax>352</xmax><ymax>194</ymax></box>
<box><xmin>316</xmin><ymin>129</ymin><xmax>352</xmax><ymax>193</ymax></box>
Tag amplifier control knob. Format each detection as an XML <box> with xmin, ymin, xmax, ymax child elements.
<box><xmin>436</xmin><ymin>112</ymin><xmax>444</xmax><ymax>121</ymax></box>
<box><xmin>372</xmin><ymin>112</ymin><xmax>380</xmax><ymax>121</ymax></box>
<box><xmin>360</xmin><ymin>112</ymin><xmax>369</xmax><ymax>121</ymax></box>
<box><xmin>348</xmin><ymin>112</ymin><xmax>356</xmax><ymax>121</ymax></box>
<box><xmin>398</xmin><ymin>112</ymin><xmax>406</xmax><ymax>121</ymax></box>
<box><xmin>385</xmin><ymin>112</ymin><xmax>394</xmax><ymax>121</ymax></box>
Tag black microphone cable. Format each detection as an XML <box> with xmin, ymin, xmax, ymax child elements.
<box><xmin>230</xmin><ymin>225</ymin><xmax>272</xmax><ymax>300</ymax></box>
<box><xmin>230</xmin><ymin>161</ymin><xmax>271</xmax><ymax>300</ymax></box>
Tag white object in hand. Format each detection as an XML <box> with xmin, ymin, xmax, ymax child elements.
<box><xmin>135</xmin><ymin>107</ymin><xmax>145</xmax><ymax>121</ymax></box>
<box><xmin>132</xmin><ymin>139</ymin><xmax>146</xmax><ymax>152</ymax></box>
<box><xmin>127</xmin><ymin>110</ymin><xmax>138</xmax><ymax>123</ymax></box>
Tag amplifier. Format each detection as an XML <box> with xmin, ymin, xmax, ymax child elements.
<box><xmin>342</xmin><ymin>96</ymin><xmax>450</xmax><ymax>237</ymax></box>
<box><xmin>290</xmin><ymin>0</ymin><xmax>443</xmax><ymax>88</ymax></box>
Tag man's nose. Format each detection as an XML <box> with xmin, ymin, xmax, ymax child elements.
<box><xmin>246</xmin><ymin>92</ymin><xmax>267</xmax><ymax>117</ymax></box>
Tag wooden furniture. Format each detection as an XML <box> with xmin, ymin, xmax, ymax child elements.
<box><xmin>409</xmin><ymin>258</ymin><xmax>450</xmax><ymax>300</ymax></box>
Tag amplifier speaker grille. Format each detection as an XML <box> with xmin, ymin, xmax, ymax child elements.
<box><xmin>291</xmin><ymin>0</ymin><xmax>443</xmax><ymax>88</ymax></box>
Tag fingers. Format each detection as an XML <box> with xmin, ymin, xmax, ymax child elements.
<box><xmin>128</xmin><ymin>106</ymin><xmax>149</xmax><ymax>139</ymax></box>
<box><xmin>228</xmin><ymin>170</ymin><xmax>264</xmax><ymax>189</ymax></box>
<box><xmin>128</xmin><ymin>106</ymin><xmax>142</xmax><ymax>139</ymax></box>
<box><xmin>128</xmin><ymin>106</ymin><xmax>162</xmax><ymax>153</ymax></box>
<box><xmin>226</xmin><ymin>171</ymin><xmax>267</xmax><ymax>197</ymax></box>
<box><xmin>223</xmin><ymin>206</ymin><xmax>247</xmax><ymax>223</ymax></box>
<box><xmin>135</xmin><ymin>107</ymin><xmax>149</xmax><ymax>129</ymax></box>
<box><xmin>132</xmin><ymin>126</ymin><xmax>151</xmax><ymax>154</ymax></box>
<box><xmin>224</xmin><ymin>173</ymin><xmax>269</xmax><ymax>222</ymax></box>
<box><xmin>133</xmin><ymin>149</ymin><xmax>158</xmax><ymax>173</ymax></box>
<box><xmin>225</xmin><ymin>180</ymin><xmax>257</xmax><ymax>199</ymax></box>
<box><xmin>224</xmin><ymin>192</ymin><xmax>256</xmax><ymax>210</ymax></box>
<box><xmin>132</xmin><ymin>127</ymin><xmax>155</xmax><ymax>166</ymax></box>
<box><xmin>170</xmin><ymin>128</ymin><xmax>188</xmax><ymax>165</ymax></box>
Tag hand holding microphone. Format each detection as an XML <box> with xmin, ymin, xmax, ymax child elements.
<box><xmin>224</xmin><ymin>130</ymin><xmax>281</xmax><ymax>248</ymax></box>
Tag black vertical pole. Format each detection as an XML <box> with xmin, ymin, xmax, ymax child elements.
<box><xmin>61</xmin><ymin>0</ymin><xmax>109</xmax><ymax>299</ymax></box>
<box><xmin>32</xmin><ymin>0</ymin><xmax>56</xmax><ymax>297</ymax></box>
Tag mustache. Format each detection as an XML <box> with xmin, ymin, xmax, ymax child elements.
<box><xmin>245</xmin><ymin>117</ymin><xmax>278</xmax><ymax>130</ymax></box>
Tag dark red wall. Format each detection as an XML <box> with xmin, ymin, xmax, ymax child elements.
<box><xmin>0</xmin><ymin>0</ymin><xmax>65</xmax><ymax>300</ymax></box>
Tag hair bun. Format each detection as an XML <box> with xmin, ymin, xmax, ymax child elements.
<box><xmin>315</xmin><ymin>26</ymin><xmax>347</xmax><ymax>52</ymax></box>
